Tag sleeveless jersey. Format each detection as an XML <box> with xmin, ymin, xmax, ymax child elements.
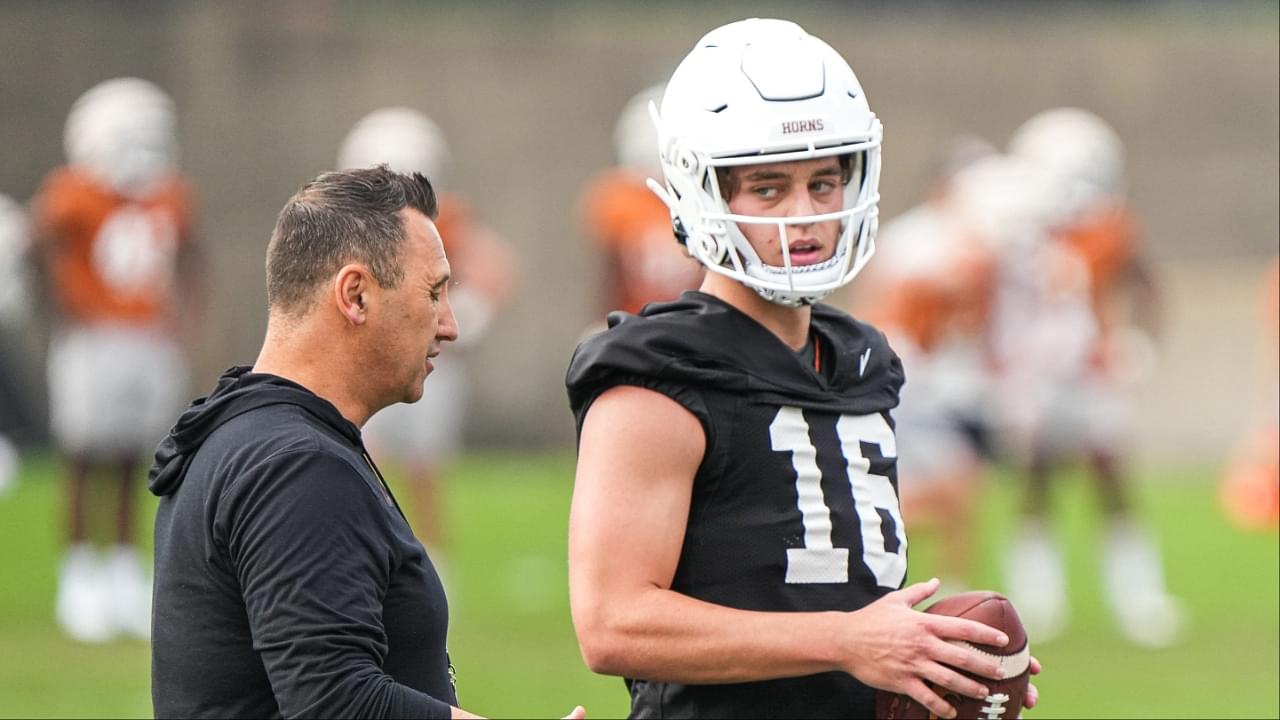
<box><xmin>32</xmin><ymin>166</ymin><xmax>194</xmax><ymax>327</ymax></box>
<box><xmin>567</xmin><ymin>292</ymin><xmax>906</xmax><ymax>718</ymax></box>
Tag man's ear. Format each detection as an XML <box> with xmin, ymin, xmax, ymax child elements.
<box><xmin>335</xmin><ymin>263</ymin><xmax>372</xmax><ymax>326</ymax></box>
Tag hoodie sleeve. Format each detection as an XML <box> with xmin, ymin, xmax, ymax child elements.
<box><xmin>217</xmin><ymin>449</ymin><xmax>452</xmax><ymax>719</ymax></box>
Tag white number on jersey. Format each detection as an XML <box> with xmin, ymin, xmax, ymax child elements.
<box><xmin>92</xmin><ymin>205</ymin><xmax>179</xmax><ymax>297</ymax></box>
<box><xmin>769</xmin><ymin>407</ymin><xmax>907</xmax><ymax>588</ymax></box>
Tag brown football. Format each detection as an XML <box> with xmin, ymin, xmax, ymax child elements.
<box><xmin>875</xmin><ymin>591</ymin><xmax>1031</xmax><ymax>720</ymax></box>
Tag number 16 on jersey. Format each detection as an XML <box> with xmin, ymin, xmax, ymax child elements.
<box><xmin>770</xmin><ymin>407</ymin><xmax>907</xmax><ymax>588</ymax></box>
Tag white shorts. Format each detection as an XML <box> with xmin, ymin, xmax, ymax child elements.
<box><xmin>362</xmin><ymin>354</ymin><xmax>466</xmax><ymax>466</ymax></box>
<box><xmin>894</xmin><ymin>377</ymin><xmax>983</xmax><ymax>491</ymax></box>
<box><xmin>891</xmin><ymin>335</ymin><xmax>986</xmax><ymax>491</ymax></box>
<box><xmin>47</xmin><ymin>324</ymin><xmax>186</xmax><ymax>457</ymax></box>
<box><xmin>1037</xmin><ymin>372</ymin><xmax>1134</xmax><ymax>456</ymax></box>
<box><xmin>995</xmin><ymin>365</ymin><xmax>1133</xmax><ymax>459</ymax></box>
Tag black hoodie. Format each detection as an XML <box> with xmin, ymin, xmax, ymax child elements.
<box><xmin>565</xmin><ymin>291</ymin><xmax>905</xmax><ymax>719</ymax></box>
<box><xmin>149</xmin><ymin>367</ymin><xmax>455</xmax><ymax>719</ymax></box>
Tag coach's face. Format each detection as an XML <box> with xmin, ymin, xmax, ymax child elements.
<box><xmin>378</xmin><ymin>209</ymin><xmax>458</xmax><ymax>405</ymax></box>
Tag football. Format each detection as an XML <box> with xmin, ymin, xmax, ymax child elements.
<box><xmin>876</xmin><ymin>590</ymin><xmax>1031</xmax><ymax>720</ymax></box>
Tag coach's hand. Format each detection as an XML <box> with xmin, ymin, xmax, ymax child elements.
<box><xmin>840</xmin><ymin>578</ymin><xmax>1009</xmax><ymax>720</ymax></box>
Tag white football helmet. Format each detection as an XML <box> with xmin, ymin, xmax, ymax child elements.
<box><xmin>614</xmin><ymin>83</ymin><xmax>666</xmax><ymax>177</ymax></box>
<box><xmin>650</xmin><ymin>18</ymin><xmax>882</xmax><ymax>307</ymax></box>
<box><xmin>1008</xmin><ymin>107</ymin><xmax>1125</xmax><ymax>226</ymax></box>
<box><xmin>64</xmin><ymin>78</ymin><xmax>177</xmax><ymax>198</ymax></box>
<box><xmin>337</xmin><ymin>107</ymin><xmax>451</xmax><ymax>189</ymax></box>
<box><xmin>946</xmin><ymin>154</ymin><xmax>1057</xmax><ymax>254</ymax></box>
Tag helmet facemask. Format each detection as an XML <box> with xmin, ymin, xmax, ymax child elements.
<box><xmin>649</xmin><ymin>18</ymin><xmax>885</xmax><ymax>307</ymax></box>
<box><xmin>655</xmin><ymin>131</ymin><xmax>882</xmax><ymax>307</ymax></box>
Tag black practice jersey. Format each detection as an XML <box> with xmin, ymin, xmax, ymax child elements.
<box><xmin>567</xmin><ymin>291</ymin><xmax>907</xmax><ymax>719</ymax></box>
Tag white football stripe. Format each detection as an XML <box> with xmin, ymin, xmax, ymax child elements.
<box><xmin>948</xmin><ymin>640</ymin><xmax>1031</xmax><ymax>679</ymax></box>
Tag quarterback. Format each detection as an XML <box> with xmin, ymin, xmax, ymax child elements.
<box><xmin>566</xmin><ymin>18</ymin><xmax>1038</xmax><ymax>719</ymax></box>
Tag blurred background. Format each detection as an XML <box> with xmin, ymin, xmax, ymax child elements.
<box><xmin>0</xmin><ymin>1</ymin><xmax>1276</xmax><ymax>718</ymax></box>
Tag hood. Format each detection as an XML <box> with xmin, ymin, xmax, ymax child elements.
<box><xmin>566</xmin><ymin>291</ymin><xmax>903</xmax><ymax>417</ymax></box>
<box><xmin>148</xmin><ymin>366</ymin><xmax>362</xmax><ymax>497</ymax></box>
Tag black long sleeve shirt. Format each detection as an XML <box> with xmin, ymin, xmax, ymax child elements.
<box><xmin>149</xmin><ymin>367</ymin><xmax>456</xmax><ymax>719</ymax></box>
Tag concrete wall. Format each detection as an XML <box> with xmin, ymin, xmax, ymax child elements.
<box><xmin>0</xmin><ymin>1</ymin><xmax>1276</xmax><ymax>462</ymax></box>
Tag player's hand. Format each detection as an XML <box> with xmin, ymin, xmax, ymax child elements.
<box><xmin>1019</xmin><ymin>655</ymin><xmax>1042</xmax><ymax>718</ymax></box>
<box><xmin>562</xmin><ymin>706</ymin><xmax>586</xmax><ymax>719</ymax></box>
<box><xmin>841</xmin><ymin>578</ymin><xmax>1009</xmax><ymax>720</ymax></box>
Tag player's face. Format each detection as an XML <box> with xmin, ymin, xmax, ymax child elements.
<box><xmin>382</xmin><ymin>210</ymin><xmax>459</xmax><ymax>404</ymax></box>
<box><xmin>724</xmin><ymin>156</ymin><xmax>846</xmax><ymax>267</ymax></box>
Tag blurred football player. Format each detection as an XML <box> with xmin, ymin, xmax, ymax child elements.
<box><xmin>0</xmin><ymin>193</ymin><xmax>32</xmax><ymax>496</ymax></box>
<box><xmin>31</xmin><ymin>77</ymin><xmax>201</xmax><ymax>642</ymax></box>
<box><xmin>1219</xmin><ymin>256</ymin><xmax>1279</xmax><ymax>532</ymax></box>
<box><xmin>577</xmin><ymin>82</ymin><xmax>703</xmax><ymax>322</ymax></box>
<box><xmin>338</xmin><ymin>107</ymin><xmax>516</xmax><ymax>561</ymax></box>
<box><xmin>999</xmin><ymin>107</ymin><xmax>1185</xmax><ymax>648</ymax></box>
<box><xmin>943</xmin><ymin>152</ymin><xmax>1091</xmax><ymax>645</ymax></box>
<box><xmin>567</xmin><ymin>19</ymin><xmax>1038</xmax><ymax>719</ymax></box>
<box><xmin>851</xmin><ymin>137</ymin><xmax>998</xmax><ymax>595</ymax></box>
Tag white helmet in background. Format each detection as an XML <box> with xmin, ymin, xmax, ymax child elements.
<box><xmin>0</xmin><ymin>194</ymin><xmax>31</xmax><ymax>325</ymax></box>
<box><xmin>64</xmin><ymin>77</ymin><xmax>177</xmax><ymax>198</ymax></box>
<box><xmin>613</xmin><ymin>83</ymin><xmax>665</xmax><ymax>178</ymax></box>
<box><xmin>930</xmin><ymin>134</ymin><xmax>997</xmax><ymax>196</ymax></box>
<box><xmin>1008</xmin><ymin>107</ymin><xmax>1125</xmax><ymax>225</ymax></box>
<box><xmin>338</xmin><ymin>107</ymin><xmax>452</xmax><ymax>189</ymax></box>
<box><xmin>946</xmin><ymin>154</ymin><xmax>1056</xmax><ymax>254</ymax></box>
<box><xmin>651</xmin><ymin>18</ymin><xmax>882</xmax><ymax>307</ymax></box>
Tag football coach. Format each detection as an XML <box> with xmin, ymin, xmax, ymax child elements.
<box><xmin>147</xmin><ymin>167</ymin><xmax>583</xmax><ymax>719</ymax></box>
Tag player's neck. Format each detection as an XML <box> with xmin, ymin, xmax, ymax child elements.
<box><xmin>702</xmin><ymin>273</ymin><xmax>811</xmax><ymax>351</ymax></box>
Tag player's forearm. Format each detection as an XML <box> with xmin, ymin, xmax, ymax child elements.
<box><xmin>573</xmin><ymin>585</ymin><xmax>845</xmax><ymax>684</ymax></box>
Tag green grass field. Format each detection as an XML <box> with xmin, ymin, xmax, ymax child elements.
<box><xmin>0</xmin><ymin>451</ymin><xmax>1276</xmax><ymax>718</ymax></box>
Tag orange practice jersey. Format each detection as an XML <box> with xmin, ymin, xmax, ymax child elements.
<box><xmin>424</xmin><ymin>192</ymin><xmax>517</xmax><ymax>317</ymax></box>
<box><xmin>579</xmin><ymin>168</ymin><xmax>703</xmax><ymax>315</ymax></box>
<box><xmin>1058</xmin><ymin>205</ymin><xmax>1151</xmax><ymax>377</ymax></box>
<box><xmin>433</xmin><ymin>192</ymin><xmax>471</xmax><ymax>260</ymax></box>
<box><xmin>870</xmin><ymin>276</ymin><xmax>952</xmax><ymax>353</ymax></box>
<box><xmin>865</xmin><ymin>245</ymin><xmax>995</xmax><ymax>354</ymax></box>
<box><xmin>33</xmin><ymin>166</ymin><xmax>194</xmax><ymax>327</ymax></box>
<box><xmin>1059</xmin><ymin>205</ymin><xmax>1140</xmax><ymax>320</ymax></box>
